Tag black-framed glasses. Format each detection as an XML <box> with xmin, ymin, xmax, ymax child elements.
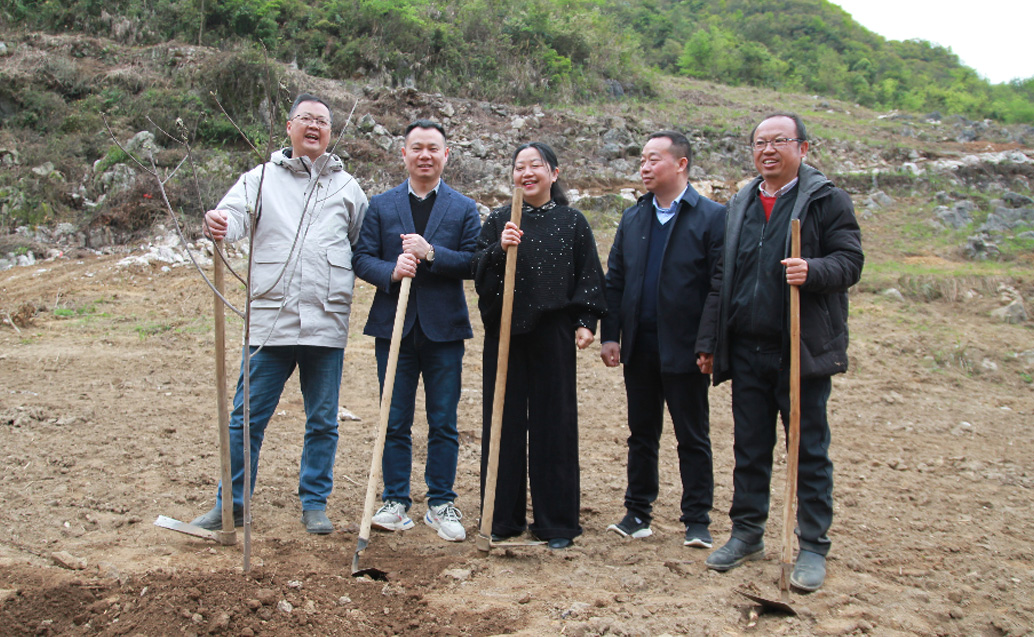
<box><xmin>750</xmin><ymin>137</ymin><xmax>804</xmax><ymax>151</ymax></box>
<box><xmin>293</xmin><ymin>114</ymin><xmax>331</xmax><ymax>129</ymax></box>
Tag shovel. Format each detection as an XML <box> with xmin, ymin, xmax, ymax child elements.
<box><xmin>474</xmin><ymin>188</ymin><xmax>545</xmax><ymax>553</ymax></box>
<box><xmin>739</xmin><ymin>218</ymin><xmax>802</xmax><ymax>616</ymax></box>
<box><xmin>352</xmin><ymin>275</ymin><xmax>413</xmax><ymax>580</ymax></box>
<box><xmin>155</xmin><ymin>240</ymin><xmax>236</xmax><ymax>545</ymax></box>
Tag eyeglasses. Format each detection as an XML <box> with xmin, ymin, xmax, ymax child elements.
<box><xmin>750</xmin><ymin>137</ymin><xmax>803</xmax><ymax>151</ymax></box>
<box><xmin>293</xmin><ymin>114</ymin><xmax>331</xmax><ymax>129</ymax></box>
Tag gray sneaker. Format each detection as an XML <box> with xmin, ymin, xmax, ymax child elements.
<box><xmin>190</xmin><ymin>506</ymin><xmax>243</xmax><ymax>531</ymax></box>
<box><xmin>371</xmin><ymin>501</ymin><xmax>414</xmax><ymax>531</ymax></box>
<box><xmin>705</xmin><ymin>537</ymin><xmax>764</xmax><ymax>571</ymax></box>
<box><xmin>424</xmin><ymin>502</ymin><xmax>466</xmax><ymax>542</ymax></box>
<box><xmin>302</xmin><ymin>510</ymin><xmax>333</xmax><ymax>534</ymax></box>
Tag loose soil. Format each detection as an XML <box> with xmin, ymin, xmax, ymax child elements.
<box><xmin>1</xmin><ymin>238</ymin><xmax>1033</xmax><ymax>636</ymax></box>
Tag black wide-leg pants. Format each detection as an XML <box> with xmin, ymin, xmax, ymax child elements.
<box><xmin>480</xmin><ymin>312</ymin><xmax>582</xmax><ymax>540</ymax></box>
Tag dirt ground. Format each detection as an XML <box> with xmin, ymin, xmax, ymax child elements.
<box><xmin>1</xmin><ymin>236</ymin><xmax>1033</xmax><ymax>636</ymax></box>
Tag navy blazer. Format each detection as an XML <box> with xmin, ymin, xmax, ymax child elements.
<box><xmin>601</xmin><ymin>184</ymin><xmax>726</xmax><ymax>374</ymax></box>
<box><xmin>353</xmin><ymin>180</ymin><xmax>482</xmax><ymax>342</ymax></box>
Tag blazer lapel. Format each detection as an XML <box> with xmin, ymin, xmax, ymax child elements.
<box><xmin>394</xmin><ymin>183</ymin><xmax>416</xmax><ymax>234</ymax></box>
<box><xmin>422</xmin><ymin>183</ymin><xmax>451</xmax><ymax>240</ymax></box>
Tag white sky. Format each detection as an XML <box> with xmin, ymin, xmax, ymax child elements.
<box><xmin>830</xmin><ymin>0</ymin><xmax>1034</xmax><ymax>84</ymax></box>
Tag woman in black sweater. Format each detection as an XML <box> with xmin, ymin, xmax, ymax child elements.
<box><xmin>473</xmin><ymin>142</ymin><xmax>607</xmax><ymax>549</ymax></box>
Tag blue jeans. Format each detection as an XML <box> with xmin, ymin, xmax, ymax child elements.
<box><xmin>375</xmin><ymin>324</ymin><xmax>464</xmax><ymax>509</ymax></box>
<box><xmin>214</xmin><ymin>345</ymin><xmax>343</xmax><ymax>513</ymax></box>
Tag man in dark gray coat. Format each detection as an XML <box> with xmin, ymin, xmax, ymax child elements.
<box><xmin>696</xmin><ymin>113</ymin><xmax>863</xmax><ymax>592</ymax></box>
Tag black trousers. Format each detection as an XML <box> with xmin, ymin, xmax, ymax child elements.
<box><xmin>480</xmin><ymin>312</ymin><xmax>581</xmax><ymax>540</ymax></box>
<box><xmin>728</xmin><ymin>338</ymin><xmax>833</xmax><ymax>556</ymax></box>
<box><xmin>622</xmin><ymin>329</ymin><xmax>713</xmax><ymax>527</ymax></box>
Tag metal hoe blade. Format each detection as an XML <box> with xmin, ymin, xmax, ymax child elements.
<box><xmin>738</xmin><ymin>589</ymin><xmax>797</xmax><ymax>616</ymax></box>
<box><xmin>154</xmin><ymin>515</ymin><xmax>219</xmax><ymax>542</ymax></box>
<box><xmin>351</xmin><ymin>537</ymin><xmax>388</xmax><ymax>580</ymax></box>
<box><xmin>475</xmin><ymin>532</ymin><xmax>547</xmax><ymax>552</ymax></box>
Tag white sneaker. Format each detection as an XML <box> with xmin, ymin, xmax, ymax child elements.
<box><xmin>371</xmin><ymin>501</ymin><xmax>414</xmax><ymax>531</ymax></box>
<box><xmin>424</xmin><ymin>502</ymin><xmax>466</xmax><ymax>542</ymax></box>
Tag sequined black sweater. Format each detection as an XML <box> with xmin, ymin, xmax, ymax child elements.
<box><xmin>473</xmin><ymin>201</ymin><xmax>608</xmax><ymax>337</ymax></box>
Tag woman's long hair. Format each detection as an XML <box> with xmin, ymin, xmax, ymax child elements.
<box><xmin>511</xmin><ymin>141</ymin><xmax>569</xmax><ymax>207</ymax></box>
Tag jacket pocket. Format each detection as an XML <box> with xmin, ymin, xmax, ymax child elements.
<box><xmin>325</xmin><ymin>246</ymin><xmax>354</xmax><ymax>313</ymax></box>
<box><xmin>251</xmin><ymin>244</ymin><xmax>288</xmax><ymax>308</ymax></box>
<box><xmin>803</xmin><ymin>293</ymin><xmax>836</xmax><ymax>353</ymax></box>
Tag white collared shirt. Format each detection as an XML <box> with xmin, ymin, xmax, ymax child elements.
<box><xmin>408</xmin><ymin>179</ymin><xmax>441</xmax><ymax>201</ymax></box>
<box><xmin>653</xmin><ymin>184</ymin><xmax>689</xmax><ymax>225</ymax></box>
<box><xmin>759</xmin><ymin>177</ymin><xmax>799</xmax><ymax>199</ymax></box>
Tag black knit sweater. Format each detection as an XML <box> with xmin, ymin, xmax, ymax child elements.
<box><xmin>473</xmin><ymin>201</ymin><xmax>608</xmax><ymax>337</ymax></box>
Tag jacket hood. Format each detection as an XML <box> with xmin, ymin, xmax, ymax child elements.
<box><xmin>271</xmin><ymin>148</ymin><xmax>345</xmax><ymax>176</ymax></box>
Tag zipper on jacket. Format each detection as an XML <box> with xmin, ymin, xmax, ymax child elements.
<box><xmin>748</xmin><ymin>220</ymin><xmax>767</xmax><ymax>335</ymax></box>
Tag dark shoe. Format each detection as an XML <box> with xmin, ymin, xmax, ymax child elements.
<box><xmin>491</xmin><ymin>532</ymin><xmax>520</xmax><ymax>542</ymax></box>
<box><xmin>302</xmin><ymin>510</ymin><xmax>333</xmax><ymax>534</ymax></box>
<box><xmin>790</xmin><ymin>550</ymin><xmax>826</xmax><ymax>592</ymax></box>
<box><xmin>547</xmin><ymin>537</ymin><xmax>573</xmax><ymax>550</ymax></box>
<box><xmin>607</xmin><ymin>512</ymin><xmax>652</xmax><ymax>539</ymax></box>
<box><xmin>705</xmin><ymin>537</ymin><xmax>764</xmax><ymax>572</ymax></box>
<box><xmin>683</xmin><ymin>524</ymin><xmax>713</xmax><ymax>549</ymax></box>
<box><xmin>190</xmin><ymin>506</ymin><xmax>243</xmax><ymax>531</ymax></box>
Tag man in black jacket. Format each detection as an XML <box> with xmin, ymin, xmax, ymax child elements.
<box><xmin>695</xmin><ymin>113</ymin><xmax>863</xmax><ymax>592</ymax></box>
<box><xmin>601</xmin><ymin>130</ymin><xmax>725</xmax><ymax>548</ymax></box>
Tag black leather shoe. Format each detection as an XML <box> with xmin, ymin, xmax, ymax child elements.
<box><xmin>547</xmin><ymin>537</ymin><xmax>573</xmax><ymax>550</ymax></box>
<box><xmin>705</xmin><ymin>537</ymin><xmax>764</xmax><ymax>572</ymax></box>
<box><xmin>302</xmin><ymin>510</ymin><xmax>334</xmax><ymax>534</ymax></box>
<box><xmin>190</xmin><ymin>506</ymin><xmax>243</xmax><ymax>530</ymax></box>
<box><xmin>790</xmin><ymin>550</ymin><xmax>826</xmax><ymax>592</ymax></box>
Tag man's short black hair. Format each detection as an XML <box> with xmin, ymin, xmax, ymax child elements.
<box><xmin>647</xmin><ymin>130</ymin><xmax>693</xmax><ymax>167</ymax></box>
<box><xmin>405</xmin><ymin>119</ymin><xmax>447</xmax><ymax>142</ymax></box>
<box><xmin>289</xmin><ymin>93</ymin><xmax>333</xmax><ymax>122</ymax></box>
<box><xmin>750</xmin><ymin>112</ymin><xmax>808</xmax><ymax>144</ymax></box>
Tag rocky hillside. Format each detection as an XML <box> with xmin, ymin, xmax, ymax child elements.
<box><xmin>1</xmin><ymin>31</ymin><xmax>1033</xmax><ymax>275</ymax></box>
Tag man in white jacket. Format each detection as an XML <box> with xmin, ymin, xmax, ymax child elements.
<box><xmin>193</xmin><ymin>93</ymin><xmax>368</xmax><ymax>534</ymax></box>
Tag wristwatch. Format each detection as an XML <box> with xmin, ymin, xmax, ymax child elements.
<box><xmin>426</xmin><ymin>246</ymin><xmax>435</xmax><ymax>264</ymax></box>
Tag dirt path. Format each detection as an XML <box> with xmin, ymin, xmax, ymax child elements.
<box><xmin>1</xmin><ymin>248</ymin><xmax>1033</xmax><ymax>636</ymax></box>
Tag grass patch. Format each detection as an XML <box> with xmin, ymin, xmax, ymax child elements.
<box><xmin>858</xmin><ymin>262</ymin><xmax>1022</xmax><ymax>301</ymax></box>
<box><xmin>135</xmin><ymin>322</ymin><xmax>173</xmax><ymax>339</ymax></box>
<box><xmin>94</xmin><ymin>146</ymin><xmax>131</xmax><ymax>174</ymax></box>
<box><xmin>53</xmin><ymin>300</ymin><xmax>105</xmax><ymax>318</ymax></box>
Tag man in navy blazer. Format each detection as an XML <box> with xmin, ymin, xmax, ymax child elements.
<box><xmin>353</xmin><ymin>120</ymin><xmax>481</xmax><ymax>542</ymax></box>
<box><xmin>600</xmin><ymin>130</ymin><xmax>725</xmax><ymax>548</ymax></box>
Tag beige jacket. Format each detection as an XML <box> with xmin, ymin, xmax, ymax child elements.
<box><xmin>218</xmin><ymin>149</ymin><xmax>368</xmax><ymax>348</ymax></box>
